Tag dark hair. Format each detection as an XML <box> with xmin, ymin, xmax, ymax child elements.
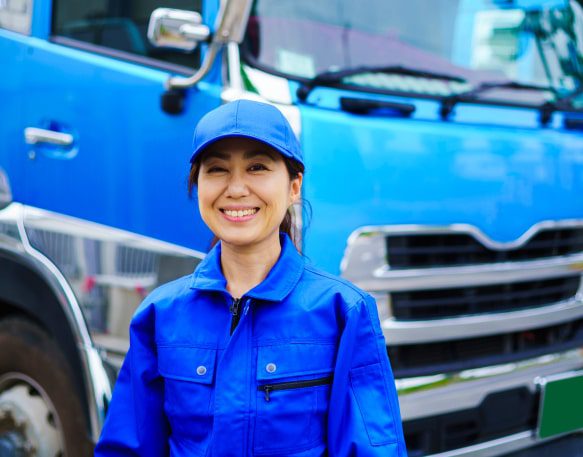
<box><xmin>187</xmin><ymin>152</ymin><xmax>306</xmax><ymax>249</ymax></box>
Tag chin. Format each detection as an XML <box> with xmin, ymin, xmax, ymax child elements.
<box><xmin>214</xmin><ymin>227</ymin><xmax>280</xmax><ymax>249</ymax></box>
<box><xmin>214</xmin><ymin>229</ymin><xmax>258</xmax><ymax>246</ymax></box>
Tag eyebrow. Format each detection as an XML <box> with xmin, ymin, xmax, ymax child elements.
<box><xmin>202</xmin><ymin>149</ymin><xmax>277</xmax><ymax>162</ymax></box>
<box><xmin>244</xmin><ymin>150</ymin><xmax>277</xmax><ymax>160</ymax></box>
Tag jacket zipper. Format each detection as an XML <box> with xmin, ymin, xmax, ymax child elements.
<box><xmin>229</xmin><ymin>297</ymin><xmax>242</xmax><ymax>335</ymax></box>
<box><xmin>258</xmin><ymin>375</ymin><xmax>333</xmax><ymax>402</ymax></box>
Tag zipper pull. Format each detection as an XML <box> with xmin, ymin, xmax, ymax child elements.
<box><xmin>229</xmin><ymin>298</ymin><xmax>242</xmax><ymax>336</ymax></box>
<box><xmin>230</xmin><ymin>297</ymin><xmax>241</xmax><ymax>316</ymax></box>
<box><xmin>263</xmin><ymin>385</ymin><xmax>272</xmax><ymax>402</ymax></box>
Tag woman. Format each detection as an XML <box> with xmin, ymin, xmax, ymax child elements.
<box><xmin>95</xmin><ymin>100</ymin><xmax>407</xmax><ymax>456</ymax></box>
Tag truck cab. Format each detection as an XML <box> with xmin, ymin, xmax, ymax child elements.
<box><xmin>1</xmin><ymin>0</ymin><xmax>583</xmax><ymax>455</ymax></box>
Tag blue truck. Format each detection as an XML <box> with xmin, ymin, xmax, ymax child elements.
<box><xmin>1</xmin><ymin>0</ymin><xmax>583</xmax><ymax>455</ymax></box>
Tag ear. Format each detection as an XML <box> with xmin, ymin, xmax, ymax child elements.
<box><xmin>289</xmin><ymin>172</ymin><xmax>303</xmax><ymax>205</ymax></box>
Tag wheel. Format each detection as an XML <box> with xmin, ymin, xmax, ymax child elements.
<box><xmin>0</xmin><ymin>317</ymin><xmax>92</xmax><ymax>456</ymax></box>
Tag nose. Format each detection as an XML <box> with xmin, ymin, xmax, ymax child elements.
<box><xmin>225</xmin><ymin>172</ymin><xmax>250</xmax><ymax>199</ymax></box>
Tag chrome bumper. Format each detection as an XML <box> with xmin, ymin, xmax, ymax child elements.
<box><xmin>397</xmin><ymin>348</ymin><xmax>583</xmax><ymax>456</ymax></box>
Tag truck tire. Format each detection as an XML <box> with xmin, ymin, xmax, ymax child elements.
<box><xmin>0</xmin><ymin>317</ymin><xmax>92</xmax><ymax>456</ymax></box>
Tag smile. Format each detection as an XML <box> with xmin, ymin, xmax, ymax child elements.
<box><xmin>221</xmin><ymin>208</ymin><xmax>259</xmax><ymax>217</ymax></box>
<box><xmin>219</xmin><ymin>207</ymin><xmax>260</xmax><ymax>221</ymax></box>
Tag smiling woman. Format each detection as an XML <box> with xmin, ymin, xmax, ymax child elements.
<box><xmin>94</xmin><ymin>100</ymin><xmax>407</xmax><ymax>456</ymax></box>
<box><xmin>188</xmin><ymin>137</ymin><xmax>304</xmax><ymax>254</ymax></box>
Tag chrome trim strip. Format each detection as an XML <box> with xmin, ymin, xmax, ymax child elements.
<box><xmin>348</xmin><ymin>220</ymin><xmax>583</xmax><ymax>253</ymax></box>
<box><xmin>356</xmin><ymin>254</ymin><xmax>583</xmax><ymax>291</ymax></box>
<box><xmin>426</xmin><ymin>431</ymin><xmax>540</xmax><ymax>457</ymax></box>
<box><xmin>0</xmin><ymin>168</ymin><xmax>12</xmax><ymax>210</ymax></box>
<box><xmin>341</xmin><ymin>222</ymin><xmax>583</xmax><ymax>290</ymax></box>
<box><xmin>23</xmin><ymin>206</ymin><xmax>205</xmax><ymax>258</ymax></box>
<box><xmin>383</xmin><ymin>295</ymin><xmax>583</xmax><ymax>344</ymax></box>
<box><xmin>398</xmin><ymin>349</ymin><xmax>583</xmax><ymax>421</ymax></box>
<box><xmin>427</xmin><ymin>429</ymin><xmax>582</xmax><ymax>457</ymax></box>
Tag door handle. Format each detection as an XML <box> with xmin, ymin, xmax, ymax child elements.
<box><xmin>24</xmin><ymin>127</ymin><xmax>74</xmax><ymax>146</ymax></box>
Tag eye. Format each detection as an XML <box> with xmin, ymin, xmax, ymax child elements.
<box><xmin>206</xmin><ymin>166</ymin><xmax>227</xmax><ymax>174</ymax></box>
<box><xmin>248</xmin><ymin>163</ymin><xmax>269</xmax><ymax>172</ymax></box>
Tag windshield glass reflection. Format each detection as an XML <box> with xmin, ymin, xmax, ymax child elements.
<box><xmin>242</xmin><ymin>0</ymin><xmax>583</xmax><ymax>104</ymax></box>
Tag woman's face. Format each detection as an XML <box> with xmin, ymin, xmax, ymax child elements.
<box><xmin>197</xmin><ymin>137</ymin><xmax>302</xmax><ymax>250</ymax></box>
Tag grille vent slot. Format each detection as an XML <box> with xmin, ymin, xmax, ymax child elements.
<box><xmin>392</xmin><ymin>276</ymin><xmax>581</xmax><ymax>320</ymax></box>
<box><xmin>386</xmin><ymin>227</ymin><xmax>583</xmax><ymax>269</ymax></box>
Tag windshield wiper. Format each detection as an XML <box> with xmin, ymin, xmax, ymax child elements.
<box><xmin>296</xmin><ymin>65</ymin><xmax>466</xmax><ymax>101</ymax></box>
<box><xmin>537</xmin><ymin>86</ymin><xmax>583</xmax><ymax>125</ymax></box>
<box><xmin>552</xmin><ymin>86</ymin><xmax>583</xmax><ymax>110</ymax></box>
<box><xmin>440</xmin><ymin>80</ymin><xmax>557</xmax><ymax>121</ymax></box>
<box><xmin>441</xmin><ymin>80</ymin><xmax>583</xmax><ymax>124</ymax></box>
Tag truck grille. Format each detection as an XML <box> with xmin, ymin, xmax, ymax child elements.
<box><xmin>367</xmin><ymin>225</ymin><xmax>583</xmax><ymax>455</ymax></box>
<box><xmin>392</xmin><ymin>276</ymin><xmax>581</xmax><ymax>320</ymax></box>
<box><xmin>386</xmin><ymin>227</ymin><xmax>583</xmax><ymax>269</ymax></box>
<box><xmin>389</xmin><ymin>316</ymin><xmax>583</xmax><ymax>378</ymax></box>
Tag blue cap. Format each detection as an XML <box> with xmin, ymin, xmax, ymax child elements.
<box><xmin>190</xmin><ymin>100</ymin><xmax>303</xmax><ymax>166</ymax></box>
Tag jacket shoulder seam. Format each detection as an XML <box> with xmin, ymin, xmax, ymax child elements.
<box><xmin>303</xmin><ymin>265</ymin><xmax>368</xmax><ymax>299</ymax></box>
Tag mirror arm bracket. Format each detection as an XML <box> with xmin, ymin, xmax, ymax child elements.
<box><xmin>165</xmin><ymin>41</ymin><xmax>222</xmax><ymax>90</ymax></box>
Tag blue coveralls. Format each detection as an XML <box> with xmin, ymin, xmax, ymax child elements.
<box><xmin>95</xmin><ymin>234</ymin><xmax>408</xmax><ymax>456</ymax></box>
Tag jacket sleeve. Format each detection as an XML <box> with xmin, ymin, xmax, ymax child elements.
<box><xmin>328</xmin><ymin>293</ymin><xmax>408</xmax><ymax>457</ymax></box>
<box><xmin>94</xmin><ymin>300</ymin><xmax>169</xmax><ymax>456</ymax></box>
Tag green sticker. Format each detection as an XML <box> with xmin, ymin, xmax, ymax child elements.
<box><xmin>538</xmin><ymin>372</ymin><xmax>583</xmax><ymax>439</ymax></box>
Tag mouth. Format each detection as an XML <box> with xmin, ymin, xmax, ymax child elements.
<box><xmin>219</xmin><ymin>207</ymin><xmax>260</xmax><ymax>221</ymax></box>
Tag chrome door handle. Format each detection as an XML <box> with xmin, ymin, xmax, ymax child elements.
<box><xmin>24</xmin><ymin>127</ymin><xmax>74</xmax><ymax>146</ymax></box>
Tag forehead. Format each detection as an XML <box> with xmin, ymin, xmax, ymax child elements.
<box><xmin>201</xmin><ymin>137</ymin><xmax>281</xmax><ymax>162</ymax></box>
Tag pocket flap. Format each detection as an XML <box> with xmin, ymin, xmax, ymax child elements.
<box><xmin>257</xmin><ymin>343</ymin><xmax>336</xmax><ymax>381</ymax></box>
<box><xmin>158</xmin><ymin>346</ymin><xmax>217</xmax><ymax>384</ymax></box>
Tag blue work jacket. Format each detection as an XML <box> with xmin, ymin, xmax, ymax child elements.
<box><xmin>95</xmin><ymin>234</ymin><xmax>407</xmax><ymax>456</ymax></box>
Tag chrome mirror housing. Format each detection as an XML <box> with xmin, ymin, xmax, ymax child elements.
<box><xmin>147</xmin><ymin>8</ymin><xmax>210</xmax><ymax>51</ymax></box>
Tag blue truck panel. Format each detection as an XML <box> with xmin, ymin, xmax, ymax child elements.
<box><xmin>301</xmin><ymin>97</ymin><xmax>583</xmax><ymax>272</ymax></box>
<box><xmin>18</xmin><ymin>35</ymin><xmax>219</xmax><ymax>252</ymax></box>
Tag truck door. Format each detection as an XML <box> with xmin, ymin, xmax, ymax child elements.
<box><xmin>0</xmin><ymin>1</ymin><xmax>31</xmax><ymax>202</ymax></box>
<box><xmin>21</xmin><ymin>0</ymin><xmax>218</xmax><ymax>252</ymax></box>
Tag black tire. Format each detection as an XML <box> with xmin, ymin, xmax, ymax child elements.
<box><xmin>0</xmin><ymin>317</ymin><xmax>93</xmax><ymax>456</ymax></box>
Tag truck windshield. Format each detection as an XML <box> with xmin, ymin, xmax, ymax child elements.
<box><xmin>242</xmin><ymin>0</ymin><xmax>583</xmax><ymax>104</ymax></box>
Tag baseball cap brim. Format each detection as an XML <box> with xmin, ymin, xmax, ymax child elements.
<box><xmin>190</xmin><ymin>100</ymin><xmax>303</xmax><ymax>166</ymax></box>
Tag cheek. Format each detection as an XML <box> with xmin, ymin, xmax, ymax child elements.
<box><xmin>264</xmin><ymin>183</ymin><xmax>292</xmax><ymax>218</ymax></box>
<box><xmin>196</xmin><ymin>184</ymin><xmax>218</xmax><ymax>217</ymax></box>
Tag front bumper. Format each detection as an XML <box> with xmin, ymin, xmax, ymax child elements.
<box><xmin>397</xmin><ymin>348</ymin><xmax>583</xmax><ymax>456</ymax></box>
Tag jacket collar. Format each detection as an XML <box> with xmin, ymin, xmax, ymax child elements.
<box><xmin>190</xmin><ymin>233</ymin><xmax>304</xmax><ymax>302</ymax></box>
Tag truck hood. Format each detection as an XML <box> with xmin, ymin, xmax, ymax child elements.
<box><xmin>299</xmin><ymin>102</ymin><xmax>583</xmax><ymax>274</ymax></box>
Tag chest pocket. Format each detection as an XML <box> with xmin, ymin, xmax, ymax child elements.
<box><xmin>158</xmin><ymin>345</ymin><xmax>216</xmax><ymax>446</ymax></box>
<box><xmin>254</xmin><ymin>343</ymin><xmax>336</xmax><ymax>455</ymax></box>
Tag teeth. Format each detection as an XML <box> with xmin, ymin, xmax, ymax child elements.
<box><xmin>224</xmin><ymin>208</ymin><xmax>257</xmax><ymax>217</ymax></box>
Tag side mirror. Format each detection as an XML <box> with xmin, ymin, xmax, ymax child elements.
<box><xmin>149</xmin><ymin>0</ymin><xmax>253</xmax><ymax>91</ymax></box>
<box><xmin>147</xmin><ymin>8</ymin><xmax>210</xmax><ymax>51</ymax></box>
